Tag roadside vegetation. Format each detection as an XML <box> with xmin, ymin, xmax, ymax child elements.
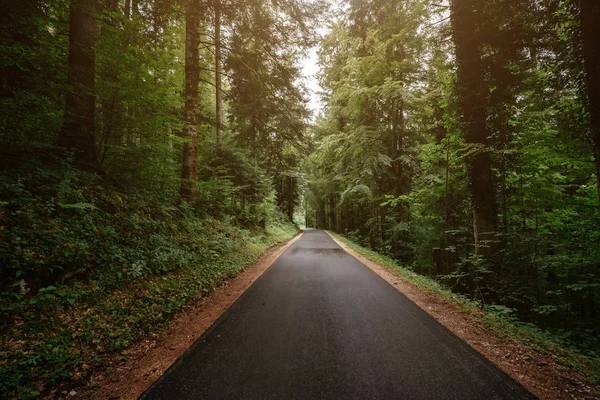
<box><xmin>1</xmin><ymin>218</ymin><xmax>296</xmax><ymax>398</ymax></box>
<box><xmin>329</xmin><ymin>231</ymin><xmax>600</xmax><ymax>389</ymax></box>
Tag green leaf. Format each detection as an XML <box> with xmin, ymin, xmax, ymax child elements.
<box><xmin>57</xmin><ymin>202</ymin><xmax>97</xmax><ymax>211</ymax></box>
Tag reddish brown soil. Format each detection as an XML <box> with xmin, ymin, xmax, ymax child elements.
<box><xmin>328</xmin><ymin>233</ymin><xmax>599</xmax><ymax>400</ymax></box>
<box><xmin>73</xmin><ymin>232</ymin><xmax>303</xmax><ymax>400</ymax></box>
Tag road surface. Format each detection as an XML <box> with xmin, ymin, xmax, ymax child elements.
<box><xmin>141</xmin><ymin>230</ymin><xmax>535</xmax><ymax>400</ymax></box>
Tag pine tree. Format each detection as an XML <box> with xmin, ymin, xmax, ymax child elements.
<box><xmin>450</xmin><ymin>0</ymin><xmax>498</xmax><ymax>253</ymax></box>
<box><xmin>215</xmin><ymin>1</ymin><xmax>223</xmax><ymax>148</ymax></box>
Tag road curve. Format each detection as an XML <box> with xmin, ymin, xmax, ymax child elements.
<box><xmin>141</xmin><ymin>230</ymin><xmax>536</xmax><ymax>400</ymax></box>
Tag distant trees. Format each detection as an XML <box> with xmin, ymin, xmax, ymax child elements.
<box><xmin>308</xmin><ymin>0</ymin><xmax>428</xmax><ymax>254</ymax></box>
<box><xmin>221</xmin><ymin>0</ymin><xmax>322</xmax><ymax>218</ymax></box>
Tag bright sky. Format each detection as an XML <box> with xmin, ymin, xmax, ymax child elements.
<box><xmin>300</xmin><ymin>47</ymin><xmax>322</xmax><ymax>118</ymax></box>
<box><xmin>299</xmin><ymin>0</ymin><xmax>345</xmax><ymax>119</ymax></box>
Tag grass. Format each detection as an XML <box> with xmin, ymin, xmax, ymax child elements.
<box><xmin>0</xmin><ymin>222</ymin><xmax>298</xmax><ymax>399</ymax></box>
<box><xmin>328</xmin><ymin>231</ymin><xmax>600</xmax><ymax>388</ymax></box>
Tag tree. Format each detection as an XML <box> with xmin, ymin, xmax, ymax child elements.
<box><xmin>180</xmin><ymin>0</ymin><xmax>201</xmax><ymax>202</ymax></box>
<box><xmin>450</xmin><ymin>0</ymin><xmax>498</xmax><ymax>253</ymax></box>
<box><xmin>57</xmin><ymin>0</ymin><xmax>97</xmax><ymax>169</ymax></box>
<box><xmin>215</xmin><ymin>1</ymin><xmax>223</xmax><ymax>148</ymax></box>
<box><xmin>580</xmin><ymin>0</ymin><xmax>600</xmax><ymax>205</ymax></box>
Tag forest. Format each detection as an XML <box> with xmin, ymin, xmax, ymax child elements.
<box><xmin>1</xmin><ymin>0</ymin><xmax>599</xmax><ymax>397</ymax></box>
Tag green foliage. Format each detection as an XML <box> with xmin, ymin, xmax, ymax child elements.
<box><xmin>305</xmin><ymin>0</ymin><xmax>600</xmax><ymax>361</ymax></box>
<box><xmin>0</xmin><ymin>0</ymin><xmax>69</xmax><ymax>150</ymax></box>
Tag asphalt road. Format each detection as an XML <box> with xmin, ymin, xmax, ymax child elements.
<box><xmin>141</xmin><ymin>230</ymin><xmax>536</xmax><ymax>400</ymax></box>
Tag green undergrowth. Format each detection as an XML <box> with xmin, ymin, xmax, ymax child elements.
<box><xmin>0</xmin><ymin>220</ymin><xmax>297</xmax><ymax>399</ymax></box>
<box><xmin>328</xmin><ymin>231</ymin><xmax>600</xmax><ymax>388</ymax></box>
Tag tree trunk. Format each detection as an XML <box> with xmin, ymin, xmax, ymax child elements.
<box><xmin>131</xmin><ymin>0</ymin><xmax>139</xmax><ymax>16</ymax></box>
<box><xmin>450</xmin><ymin>0</ymin><xmax>498</xmax><ymax>253</ymax></box>
<box><xmin>329</xmin><ymin>194</ymin><xmax>335</xmax><ymax>231</ymax></box>
<box><xmin>180</xmin><ymin>0</ymin><xmax>201</xmax><ymax>202</ymax></box>
<box><xmin>57</xmin><ymin>0</ymin><xmax>97</xmax><ymax>169</ymax></box>
<box><xmin>445</xmin><ymin>140</ymin><xmax>450</xmax><ymax>229</ymax></box>
<box><xmin>215</xmin><ymin>2</ymin><xmax>223</xmax><ymax>148</ymax></box>
<box><xmin>290</xmin><ymin>177</ymin><xmax>295</xmax><ymax>221</ymax></box>
<box><xmin>580</xmin><ymin>0</ymin><xmax>600</xmax><ymax>206</ymax></box>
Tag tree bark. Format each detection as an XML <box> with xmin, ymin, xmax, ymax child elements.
<box><xmin>57</xmin><ymin>0</ymin><xmax>97</xmax><ymax>169</ymax></box>
<box><xmin>215</xmin><ymin>2</ymin><xmax>223</xmax><ymax>148</ymax></box>
<box><xmin>180</xmin><ymin>0</ymin><xmax>201</xmax><ymax>202</ymax></box>
<box><xmin>131</xmin><ymin>0</ymin><xmax>139</xmax><ymax>17</ymax></box>
<box><xmin>450</xmin><ymin>0</ymin><xmax>498</xmax><ymax>253</ymax></box>
<box><xmin>580</xmin><ymin>0</ymin><xmax>600</xmax><ymax>206</ymax></box>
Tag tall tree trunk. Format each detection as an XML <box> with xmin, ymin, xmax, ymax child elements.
<box><xmin>180</xmin><ymin>0</ymin><xmax>201</xmax><ymax>202</ymax></box>
<box><xmin>57</xmin><ymin>0</ymin><xmax>97</xmax><ymax>169</ymax></box>
<box><xmin>445</xmin><ymin>141</ymin><xmax>450</xmax><ymax>229</ymax></box>
<box><xmin>329</xmin><ymin>194</ymin><xmax>335</xmax><ymax>231</ymax></box>
<box><xmin>215</xmin><ymin>2</ymin><xmax>223</xmax><ymax>148</ymax></box>
<box><xmin>580</xmin><ymin>0</ymin><xmax>600</xmax><ymax>205</ymax></box>
<box><xmin>450</xmin><ymin>0</ymin><xmax>498</xmax><ymax>253</ymax></box>
<box><xmin>131</xmin><ymin>0</ymin><xmax>139</xmax><ymax>17</ymax></box>
<box><xmin>287</xmin><ymin>176</ymin><xmax>295</xmax><ymax>221</ymax></box>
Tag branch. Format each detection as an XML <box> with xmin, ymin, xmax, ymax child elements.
<box><xmin>199</xmin><ymin>77</ymin><xmax>231</xmax><ymax>97</ymax></box>
<box><xmin>425</xmin><ymin>15</ymin><xmax>451</xmax><ymax>28</ymax></box>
